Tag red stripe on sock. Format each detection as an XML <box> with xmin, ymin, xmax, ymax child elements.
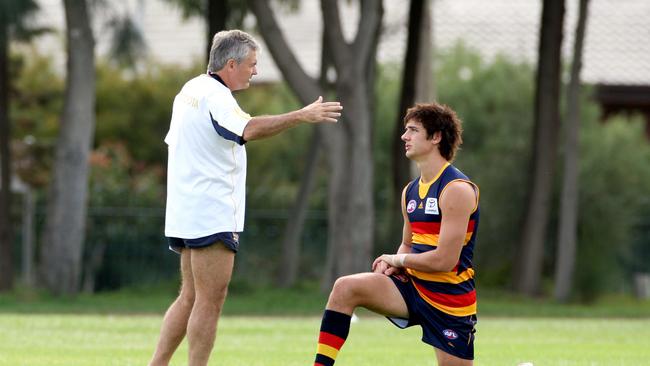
<box><xmin>319</xmin><ymin>331</ymin><xmax>346</xmax><ymax>350</ymax></box>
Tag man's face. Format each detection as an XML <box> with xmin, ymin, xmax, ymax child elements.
<box><xmin>401</xmin><ymin>119</ymin><xmax>438</xmax><ymax>160</ymax></box>
<box><xmin>230</xmin><ymin>50</ymin><xmax>258</xmax><ymax>91</ymax></box>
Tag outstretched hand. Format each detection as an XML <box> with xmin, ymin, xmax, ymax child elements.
<box><xmin>300</xmin><ymin>96</ymin><xmax>342</xmax><ymax>123</ymax></box>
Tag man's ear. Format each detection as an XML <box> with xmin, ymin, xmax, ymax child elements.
<box><xmin>431</xmin><ymin>131</ymin><xmax>442</xmax><ymax>144</ymax></box>
<box><xmin>226</xmin><ymin>59</ymin><xmax>236</xmax><ymax>70</ymax></box>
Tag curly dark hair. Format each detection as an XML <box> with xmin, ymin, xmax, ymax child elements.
<box><xmin>403</xmin><ymin>103</ymin><xmax>463</xmax><ymax>161</ymax></box>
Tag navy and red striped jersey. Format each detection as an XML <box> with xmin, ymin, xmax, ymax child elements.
<box><xmin>404</xmin><ymin>162</ymin><xmax>480</xmax><ymax>316</ymax></box>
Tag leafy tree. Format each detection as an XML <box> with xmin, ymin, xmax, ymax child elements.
<box><xmin>574</xmin><ymin>115</ymin><xmax>650</xmax><ymax>301</ymax></box>
<box><xmin>106</xmin><ymin>15</ymin><xmax>147</xmax><ymax>69</ymax></box>
<box><xmin>95</xmin><ymin>61</ymin><xmax>200</xmax><ymax>164</ymax></box>
<box><xmin>0</xmin><ymin>0</ymin><xmax>40</xmax><ymax>291</ymax></box>
<box><xmin>434</xmin><ymin>44</ymin><xmax>535</xmax><ymax>287</ymax></box>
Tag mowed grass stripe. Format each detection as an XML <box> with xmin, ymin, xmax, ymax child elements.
<box><xmin>0</xmin><ymin>314</ymin><xmax>649</xmax><ymax>365</ymax></box>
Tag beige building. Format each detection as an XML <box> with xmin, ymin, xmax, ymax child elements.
<box><xmin>29</xmin><ymin>0</ymin><xmax>650</xmax><ymax>129</ymax></box>
<box><xmin>29</xmin><ymin>0</ymin><xmax>650</xmax><ymax>83</ymax></box>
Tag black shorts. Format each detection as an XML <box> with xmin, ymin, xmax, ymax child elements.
<box><xmin>387</xmin><ymin>275</ymin><xmax>477</xmax><ymax>360</ymax></box>
<box><xmin>167</xmin><ymin>232</ymin><xmax>240</xmax><ymax>254</ymax></box>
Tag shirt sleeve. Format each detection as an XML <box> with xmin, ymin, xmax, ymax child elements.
<box><xmin>206</xmin><ymin>92</ymin><xmax>251</xmax><ymax>145</ymax></box>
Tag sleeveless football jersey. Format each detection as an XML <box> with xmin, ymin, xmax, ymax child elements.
<box><xmin>404</xmin><ymin>162</ymin><xmax>480</xmax><ymax>317</ymax></box>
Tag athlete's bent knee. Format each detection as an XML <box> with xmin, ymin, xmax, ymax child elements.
<box><xmin>330</xmin><ymin>275</ymin><xmax>363</xmax><ymax>303</ymax></box>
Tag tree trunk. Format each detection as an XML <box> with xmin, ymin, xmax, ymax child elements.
<box><xmin>388</xmin><ymin>0</ymin><xmax>434</xmax><ymax>249</ymax></box>
<box><xmin>416</xmin><ymin>0</ymin><xmax>434</xmax><ymax>105</ymax></box>
<box><xmin>319</xmin><ymin>0</ymin><xmax>381</xmax><ymax>290</ymax></box>
<box><xmin>277</xmin><ymin>130</ymin><xmax>322</xmax><ymax>287</ymax></box>
<box><xmin>320</xmin><ymin>76</ymin><xmax>376</xmax><ymax>289</ymax></box>
<box><xmin>39</xmin><ymin>0</ymin><xmax>95</xmax><ymax>295</ymax></box>
<box><xmin>514</xmin><ymin>0</ymin><xmax>565</xmax><ymax>296</ymax></box>
<box><xmin>250</xmin><ymin>0</ymin><xmax>382</xmax><ymax>291</ymax></box>
<box><xmin>276</xmin><ymin>29</ymin><xmax>336</xmax><ymax>288</ymax></box>
<box><xmin>554</xmin><ymin>0</ymin><xmax>590</xmax><ymax>303</ymax></box>
<box><xmin>206</xmin><ymin>0</ymin><xmax>228</xmax><ymax>63</ymax></box>
<box><xmin>21</xmin><ymin>187</ymin><xmax>35</xmax><ymax>286</ymax></box>
<box><xmin>392</xmin><ymin>0</ymin><xmax>425</xmax><ymax>204</ymax></box>
<box><xmin>0</xmin><ymin>19</ymin><xmax>14</xmax><ymax>292</ymax></box>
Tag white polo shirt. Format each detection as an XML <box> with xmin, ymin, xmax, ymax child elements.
<box><xmin>164</xmin><ymin>74</ymin><xmax>251</xmax><ymax>238</ymax></box>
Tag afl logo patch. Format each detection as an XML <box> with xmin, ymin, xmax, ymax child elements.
<box><xmin>425</xmin><ymin>197</ymin><xmax>439</xmax><ymax>215</ymax></box>
<box><xmin>443</xmin><ymin>329</ymin><xmax>458</xmax><ymax>340</ymax></box>
<box><xmin>407</xmin><ymin>200</ymin><xmax>417</xmax><ymax>213</ymax></box>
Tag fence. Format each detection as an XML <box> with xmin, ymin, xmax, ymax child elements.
<box><xmin>12</xmin><ymin>201</ymin><xmax>329</xmax><ymax>291</ymax></box>
<box><xmin>9</xmin><ymin>196</ymin><xmax>650</xmax><ymax>294</ymax></box>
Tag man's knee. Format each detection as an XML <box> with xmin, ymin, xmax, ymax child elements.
<box><xmin>195</xmin><ymin>281</ymin><xmax>229</xmax><ymax>306</ymax></box>
<box><xmin>178</xmin><ymin>288</ymin><xmax>196</xmax><ymax>308</ymax></box>
<box><xmin>330</xmin><ymin>275</ymin><xmax>364</xmax><ymax>302</ymax></box>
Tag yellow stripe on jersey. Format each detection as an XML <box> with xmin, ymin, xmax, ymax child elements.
<box><xmin>413</xmin><ymin>285</ymin><xmax>477</xmax><ymax>316</ymax></box>
<box><xmin>407</xmin><ymin>268</ymin><xmax>475</xmax><ymax>284</ymax></box>
<box><xmin>412</xmin><ymin>233</ymin><xmax>439</xmax><ymax>246</ymax></box>
<box><xmin>316</xmin><ymin>344</ymin><xmax>339</xmax><ymax>360</ymax></box>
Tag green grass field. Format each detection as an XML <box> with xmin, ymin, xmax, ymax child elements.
<box><xmin>1</xmin><ymin>313</ymin><xmax>649</xmax><ymax>365</ymax></box>
<box><xmin>1</xmin><ymin>286</ymin><xmax>649</xmax><ymax>365</ymax></box>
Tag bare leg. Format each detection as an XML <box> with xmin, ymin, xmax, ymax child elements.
<box><xmin>325</xmin><ymin>273</ymin><xmax>473</xmax><ymax>366</ymax></box>
<box><xmin>149</xmin><ymin>249</ymin><xmax>195</xmax><ymax>366</ymax></box>
<box><xmin>187</xmin><ymin>243</ymin><xmax>234</xmax><ymax>366</ymax></box>
<box><xmin>313</xmin><ymin>273</ymin><xmax>410</xmax><ymax>365</ymax></box>
<box><xmin>435</xmin><ymin>348</ymin><xmax>473</xmax><ymax>366</ymax></box>
<box><xmin>326</xmin><ymin>272</ymin><xmax>409</xmax><ymax>317</ymax></box>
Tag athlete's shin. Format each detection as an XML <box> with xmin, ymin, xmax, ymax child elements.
<box><xmin>314</xmin><ymin>309</ymin><xmax>351</xmax><ymax>366</ymax></box>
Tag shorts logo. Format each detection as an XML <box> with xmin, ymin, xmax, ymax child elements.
<box><xmin>443</xmin><ymin>329</ymin><xmax>458</xmax><ymax>340</ymax></box>
<box><xmin>407</xmin><ymin>200</ymin><xmax>417</xmax><ymax>213</ymax></box>
<box><xmin>424</xmin><ymin>198</ymin><xmax>439</xmax><ymax>215</ymax></box>
<box><xmin>232</xmin><ymin>232</ymin><xmax>239</xmax><ymax>243</ymax></box>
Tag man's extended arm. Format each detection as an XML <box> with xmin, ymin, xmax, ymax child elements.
<box><xmin>242</xmin><ymin>96</ymin><xmax>342</xmax><ymax>141</ymax></box>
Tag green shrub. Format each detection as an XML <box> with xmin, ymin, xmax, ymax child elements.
<box><xmin>575</xmin><ymin>115</ymin><xmax>650</xmax><ymax>300</ymax></box>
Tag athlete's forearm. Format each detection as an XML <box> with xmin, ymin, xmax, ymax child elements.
<box><xmin>378</xmin><ymin>242</ymin><xmax>461</xmax><ymax>273</ymax></box>
<box><xmin>396</xmin><ymin>243</ymin><xmax>412</xmax><ymax>255</ymax></box>
<box><xmin>401</xmin><ymin>250</ymin><xmax>459</xmax><ymax>273</ymax></box>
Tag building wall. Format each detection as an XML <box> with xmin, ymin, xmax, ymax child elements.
<box><xmin>27</xmin><ymin>0</ymin><xmax>650</xmax><ymax>86</ymax></box>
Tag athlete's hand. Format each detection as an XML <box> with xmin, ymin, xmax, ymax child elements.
<box><xmin>383</xmin><ymin>266</ymin><xmax>404</xmax><ymax>277</ymax></box>
<box><xmin>372</xmin><ymin>254</ymin><xmax>406</xmax><ymax>270</ymax></box>
<box><xmin>372</xmin><ymin>255</ymin><xmax>407</xmax><ymax>279</ymax></box>
<box><xmin>372</xmin><ymin>259</ymin><xmax>390</xmax><ymax>274</ymax></box>
<box><xmin>299</xmin><ymin>96</ymin><xmax>342</xmax><ymax>123</ymax></box>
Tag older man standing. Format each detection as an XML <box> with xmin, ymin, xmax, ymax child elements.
<box><xmin>149</xmin><ymin>29</ymin><xmax>342</xmax><ymax>366</ymax></box>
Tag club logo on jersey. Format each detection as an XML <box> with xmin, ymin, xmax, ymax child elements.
<box><xmin>407</xmin><ymin>200</ymin><xmax>417</xmax><ymax>213</ymax></box>
<box><xmin>443</xmin><ymin>329</ymin><xmax>458</xmax><ymax>340</ymax></box>
<box><xmin>425</xmin><ymin>197</ymin><xmax>439</xmax><ymax>215</ymax></box>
